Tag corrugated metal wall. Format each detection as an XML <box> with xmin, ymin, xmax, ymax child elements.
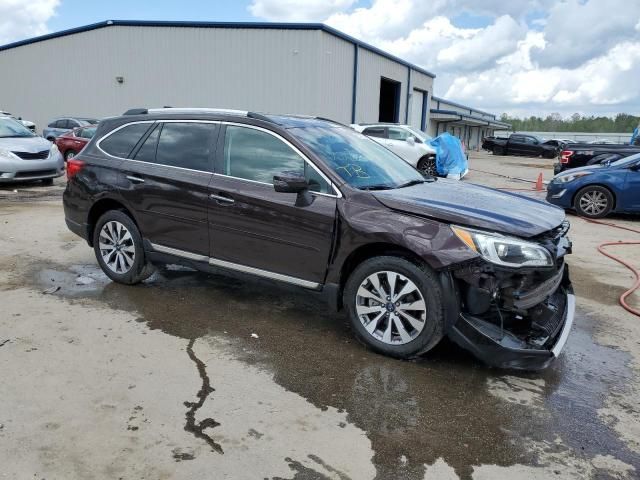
<box><xmin>0</xmin><ymin>24</ymin><xmax>434</xmax><ymax>132</ymax></box>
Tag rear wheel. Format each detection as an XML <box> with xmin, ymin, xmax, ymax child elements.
<box><xmin>93</xmin><ymin>210</ymin><xmax>155</xmax><ymax>284</ymax></box>
<box><xmin>574</xmin><ymin>185</ymin><xmax>614</xmax><ymax>218</ymax></box>
<box><xmin>46</xmin><ymin>137</ymin><xmax>55</xmax><ymax>142</ymax></box>
<box><xmin>493</xmin><ymin>146</ymin><xmax>504</xmax><ymax>155</ymax></box>
<box><xmin>64</xmin><ymin>150</ymin><xmax>77</xmax><ymax>161</ymax></box>
<box><xmin>417</xmin><ymin>156</ymin><xmax>437</xmax><ymax>177</ymax></box>
<box><xmin>344</xmin><ymin>256</ymin><xmax>445</xmax><ymax>359</ymax></box>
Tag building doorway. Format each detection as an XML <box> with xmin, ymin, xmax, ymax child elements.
<box><xmin>379</xmin><ymin>77</ymin><xmax>400</xmax><ymax>122</ymax></box>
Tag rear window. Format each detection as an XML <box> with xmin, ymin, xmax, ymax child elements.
<box><xmin>362</xmin><ymin>127</ymin><xmax>386</xmax><ymax>138</ymax></box>
<box><xmin>100</xmin><ymin>123</ymin><xmax>152</xmax><ymax>158</ymax></box>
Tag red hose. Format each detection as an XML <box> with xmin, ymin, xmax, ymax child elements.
<box><xmin>585</xmin><ymin>218</ymin><xmax>640</xmax><ymax>317</ymax></box>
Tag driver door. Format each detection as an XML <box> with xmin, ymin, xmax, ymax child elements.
<box><xmin>621</xmin><ymin>161</ymin><xmax>640</xmax><ymax>211</ymax></box>
<box><xmin>207</xmin><ymin>124</ymin><xmax>338</xmax><ymax>286</ymax></box>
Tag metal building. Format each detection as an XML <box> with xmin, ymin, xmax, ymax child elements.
<box><xmin>428</xmin><ymin>96</ymin><xmax>511</xmax><ymax>150</ymax></box>
<box><xmin>0</xmin><ymin>20</ymin><xmax>437</xmax><ymax>133</ymax></box>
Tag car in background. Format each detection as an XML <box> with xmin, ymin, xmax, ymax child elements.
<box><xmin>543</xmin><ymin>139</ymin><xmax>576</xmax><ymax>149</ymax></box>
<box><xmin>547</xmin><ymin>153</ymin><xmax>640</xmax><ymax>218</ymax></box>
<box><xmin>0</xmin><ymin>110</ymin><xmax>36</xmax><ymax>132</ymax></box>
<box><xmin>43</xmin><ymin>117</ymin><xmax>99</xmax><ymax>141</ymax></box>
<box><xmin>55</xmin><ymin>125</ymin><xmax>97</xmax><ymax>160</ymax></box>
<box><xmin>482</xmin><ymin>133</ymin><xmax>559</xmax><ymax>158</ymax></box>
<box><xmin>0</xmin><ymin>115</ymin><xmax>64</xmax><ymax>185</ymax></box>
<box><xmin>351</xmin><ymin>123</ymin><xmax>439</xmax><ymax>176</ymax></box>
<box><xmin>555</xmin><ymin>143</ymin><xmax>640</xmax><ymax>174</ymax></box>
<box><xmin>588</xmin><ymin>139</ymin><xmax>617</xmax><ymax>144</ymax></box>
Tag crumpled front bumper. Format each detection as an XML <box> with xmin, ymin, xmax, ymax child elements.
<box><xmin>448</xmin><ymin>267</ymin><xmax>575</xmax><ymax>371</ymax></box>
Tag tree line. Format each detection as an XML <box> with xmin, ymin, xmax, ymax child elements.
<box><xmin>499</xmin><ymin>113</ymin><xmax>639</xmax><ymax>133</ymax></box>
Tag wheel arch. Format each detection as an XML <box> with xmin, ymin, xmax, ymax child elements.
<box><xmin>86</xmin><ymin>197</ymin><xmax>139</xmax><ymax>247</ymax></box>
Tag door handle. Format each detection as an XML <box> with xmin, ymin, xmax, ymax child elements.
<box><xmin>209</xmin><ymin>193</ymin><xmax>235</xmax><ymax>204</ymax></box>
<box><xmin>126</xmin><ymin>175</ymin><xmax>145</xmax><ymax>184</ymax></box>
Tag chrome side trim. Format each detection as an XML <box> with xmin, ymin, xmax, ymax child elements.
<box><xmin>208</xmin><ymin>257</ymin><xmax>320</xmax><ymax>289</ymax></box>
<box><xmin>551</xmin><ymin>293</ymin><xmax>575</xmax><ymax>357</ymax></box>
<box><xmin>150</xmin><ymin>242</ymin><xmax>209</xmax><ymax>263</ymax></box>
<box><xmin>149</xmin><ymin>242</ymin><xmax>321</xmax><ymax>289</ymax></box>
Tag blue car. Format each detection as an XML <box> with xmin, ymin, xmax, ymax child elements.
<box><xmin>547</xmin><ymin>153</ymin><xmax>640</xmax><ymax>218</ymax></box>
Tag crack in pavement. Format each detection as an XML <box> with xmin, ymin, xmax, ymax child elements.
<box><xmin>0</xmin><ymin>339</ymin><xmax>9</xmax><ymax>347</ymax></box>
<box><xmin>184</xmin><ymin>338</ymin><xmax>223</xmax><ymax>454</ymax></box>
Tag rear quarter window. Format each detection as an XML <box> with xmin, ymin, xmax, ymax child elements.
<box><xmin>99</xmin><ymin>123</ymin><xmax>153</xmax><ymax>158</ymax></box>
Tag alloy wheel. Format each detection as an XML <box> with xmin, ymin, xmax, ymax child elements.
<box><xmin>579</xmin><ymin>190</ymin><xmax>608</xmax><ymax>216</ymax></box>
<box><xmin>355</xmin><ymin>271</ymin><xmax>427</xmax><ymax>345</ymax></box>
<box><xmin>418</xmin><ymin>158</ymin><xmax>437</xmax><ymax>177</ymax></box>
<box><xmin>99</xmin><ymin>221</ymin><xmax>135</xmax><ymax>274</ymax></box>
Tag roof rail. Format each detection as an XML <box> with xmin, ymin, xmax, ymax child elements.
<box><xmin>123</xmin><ymin>108</ymin><xmax>148</xmax><ymax>115</ymax></box>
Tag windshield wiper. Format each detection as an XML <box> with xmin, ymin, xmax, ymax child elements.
<box><xmin>358</xmin><ymin>184</ymin><xmax>394</xmax><ymax>191</ymax></box>
<box><xmin>397</xmin><ymin>179</ymin><xmax>428</xmax><ymax>188</ymax></box>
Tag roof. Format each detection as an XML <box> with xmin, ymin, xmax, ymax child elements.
<box><xmin>431</xmin><ymin>96</ymin><xmax>496</xmax><ymax>119</ymax></box>
<box><xmin>430</xmin><ymin>109</ymin><xmax>511</xmax><ymax>128</ymax></box>
<box><xmin>0</xmin><ymin>20</ymin><xmax>436</xmax><ymax>79</ymax></box>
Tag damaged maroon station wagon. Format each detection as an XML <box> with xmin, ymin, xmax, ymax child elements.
<box><xmin>63</xmin><ymin>108</ymin><xmax>575</xmax><ymax>370</ymax></box>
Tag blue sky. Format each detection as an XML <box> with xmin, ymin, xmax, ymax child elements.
<box><xmin>2</xmin><ymin>0</ymin><xmax>639</xmax><ymax>117</ymax></box>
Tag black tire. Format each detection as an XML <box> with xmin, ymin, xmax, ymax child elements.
<box><xmin>493</xmin><ymin>146</ymin><xmax>504</xmax><ymax>155</ymax></box>
<box><xmin>344</xmin><ymin>256</ymin><xmax>445</xmax><ymax>359</ymax></box>
<box><xmin>64</xmin><ymin>150</ymin><xmax>77</xmax><ymax>161</ymax></box>
<box><xmin>41</xmin><ymin>178</ymin><xmax>54</xmax><ymax>186</ymax></box>
<box><xmin>417</xmin><ymin>155</ymin><xmax>438</xmax><ymax>177</ymax></box>
<box><xmin>93</xmin><ymin>210</ymin><xmax>155</xmax><ymax>284</ymax></box>
<box><xmin>542</xmin><ymin>150</ymin><xmax>556</xmax><ymax>159</ymax></box>
<box><xmin>46</xmin><ymin>137</ymin><xmax>55</xmax><ymax>142</ymax></box>
<box><xmin>573</xmin><ymin>185</ymin><xmax>614</xmax><ymax>219</ymax></box>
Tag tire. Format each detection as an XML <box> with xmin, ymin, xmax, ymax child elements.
<box><xmin>344</xmin><ymin>256</ymin><xmax>445</xmax><ymax>359</ymax></box>
<box><xmin>93</xmin><ymin>210</ymin><xmax>155</xmax><ymax>284</ymax></box>
<box><xmin>573</xmin><ymin>185</ymin><xmax>614</xmax><ymax>219</ymax></box>
<box><xmin>417</xmin><ymin>156</ymin><xmax>438</xmax><ymax>177</ymax></box>
<box><xmin>493</xmin><ymin>146</ymin><xmax>504</xmax><ymax>155</ymax></box>
<box><xmin>542</xmin><ymin>150</ymin><xmax>556</xmax><ymax>159</ymax></box>
<box><xmin>46</xmin><ymin>137</ymin><xmax>55</xmax><ymax>142</ymax></box>
<box><xmin>41</xmin><ymin>178</ymin><xmax>54</xmax><ymax>186</ymax></box>
<box><xmin>64</xmin><ymin>150</ymin><xmax>77</xmax><ymax>161</ymax></box>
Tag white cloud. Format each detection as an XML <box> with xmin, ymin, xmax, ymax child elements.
<box><xmin>248</xmin><ymin>0</ymin><xmax>356</xmax><ymax>22</ymax></box>
<box><xmin>0</xmin><ymin>0</ymin><xmax>59</xmax><ymax>45</ymax></box>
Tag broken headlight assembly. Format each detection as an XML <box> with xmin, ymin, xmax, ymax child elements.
<box><xmin>452</xmin><ymin>226</ymin><xmax>553</xmax><ymax>268</ymax></box>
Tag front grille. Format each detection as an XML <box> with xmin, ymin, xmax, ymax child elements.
<box><xmin>531</xmin><ymin>289</ymin><xmax>567</xmax><ymax>341</ymax></box>
<box><xmin>14</xmin><ymin>169</ymin><xmax>56</xmax><ymax>178</ymax></box>
<box><xmin>12</xmin><ymin>150</ymin><xmax>50</xmax><ymax>160</ymax></box>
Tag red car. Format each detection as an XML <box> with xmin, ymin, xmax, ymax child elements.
<box><xmin>55</xmin><ymin>125</ymin><xmax>97</xmax><ymax>160</ymax></box>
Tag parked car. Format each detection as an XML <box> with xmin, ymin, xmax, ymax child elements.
<box><xmin>55</xmin><ymin>125</ymin><xmax>97</xmax><ymax>160</ymax></box>
<box><xmin>482</xmin><ymin>133</ymin><xmax>559</xmax><ymax>158</ymax></box>
<box><xmin>43</xmin><ymin>117</ymin><xmax>99</xmax><ymax>141</ymax></box>
<box><xmin>554</xmin><ymin>143</ymin><xmax>640</xmax><ymax>174</ymax></box>
<box><xmin>543</xmin><ymin>139</ymin><xmax>576</xmax><ymax>149</ymax></box>
<box><xmin>547</xmin><ymin>153</ymin><xmax>640</xmax><ymax>218</ymax></box>
<box><xmin>63</xmin><ymin>108</ymin><xmax>575</xmax><ymax>370</ymax></box>
<box><xmin>0</xmin><ymin>110</ymin><xmax>36</xmax><ymax>132</ymax></box>
<box><xmin>351</xmin><ymin>123</ymin><xmax>440</xmax><ymax>176</ymax></box>
<box><xmin>0</xmin><ymin>115</ymin><xmax>64</xmax><ymax>184</ymax></box>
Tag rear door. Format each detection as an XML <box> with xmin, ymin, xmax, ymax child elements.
<box><xmin>107</xmin><ymin>120</ymin><xmax>219</xmax><ymax>257</ymax></box>
<box><xmin>508</xmin><ymin>135</ymin><xmax>525</xmax><ymax>155</ymax></box>
<box><xmin>207</xmin><ymin>123</ymin><xmax>338</xmax><ymax>285</ymax></box>
<box><xmin>621</xmin><ymin>160</ymin><xmax>640</xmax><ymax>211</ymax></box>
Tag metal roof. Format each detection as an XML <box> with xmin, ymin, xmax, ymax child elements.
<box><xmin>431</xmin><ymin>96</ymin><xmax>496</xmax><ymax>119</ymax></box>
<box><xmin>0</xmin><ymin>20</ymin><xmax>436</xmax><ymax>79</ymax></box>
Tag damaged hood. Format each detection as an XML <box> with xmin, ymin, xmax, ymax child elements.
<box><xmin>372</xmin><ymin>179</ymin><xmax>565</xmax><ymax>238</ymax></box>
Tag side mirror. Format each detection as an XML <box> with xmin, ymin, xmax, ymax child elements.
<box><xmin>273</xmin><ymin>171</ymin><xmax>314</xmax><ymax>207</ymax></box>
<box><xmin>407</xmin><ymin>136</ymin><xmax>416</xmax><ymax>146</ymax></box>
<box><xmin>630</xmin><ymin>163</ymin><xmax>640</xmax><ymax>171</ymax></box>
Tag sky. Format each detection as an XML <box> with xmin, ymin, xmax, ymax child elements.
<box><xmin>1</xmin><ymin>0</ymin><xmax>639</xmax><ymax>119</ymax></box>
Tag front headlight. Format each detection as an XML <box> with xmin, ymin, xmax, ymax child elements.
<box><xmin>452</xmin><ymin>226</ymin><xmax>553</xmax><ymax>268</ymax></box>
<box><xmin>0</xmin><ymin>148</ymin><xmax>17</xmax><ymax>160</ymax></box>
<box><xmin>555</xmin><ymin>171</ymin><xmax>592</xmax><ymax>183</ymax></box>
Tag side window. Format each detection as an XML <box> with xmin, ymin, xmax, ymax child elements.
<box><xmin>74</xmin><ymin>128</ymin><xmax>82</xmax><ymax>137</ymax></box>
<box><xmin>133</xmin><ymin>124</ymin><xmax>160</xmax><ymax>163</ymax></box>
<box><xmin>363</xmin><ymin>127</ymin><xmax>386</xmax><ymax>138</ymax></box>
<box><xmin>54</xmin><ymin>120</ymin><xmax>66</xmax><ymax>129</ymax></box>
<box><xmin>511</xmin><ymin>135</ymin><xmax>523</xmax><ymax>143</ymax></box>
<box><xmin>155</xmin><ymin>122</ymin><xmax>216</xmax><ymax>171</ymax></box>
<box><xmin>388</xmin><ymin>127</ymin><xmax>411</xmax><ymax>141</ymax></box>
<box><xmin>48</xmin><ymin>121</ymin><xmax>57</xmax><ymax>128</ymax></box>
<box><xmin>68</xmin><ymin>120</ymin><xmax>80</xmax><ymax>128</ymax></box>
<box><xmin>223</xmin><ymin>125</ymin><xmax>330</xmax><ymax>193</ymax></box>
<box><xmin>100</xmin><ymin>123</ymin><xmax>152</xmax><ymax>158</ymax></box>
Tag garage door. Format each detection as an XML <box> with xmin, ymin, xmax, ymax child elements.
<box><xmin>410</xmin><ymin>90</ymin><xmax>425</xmax><ymax>130</ymax></box>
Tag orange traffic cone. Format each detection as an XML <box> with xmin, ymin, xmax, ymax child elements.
<box><xmin>534</xmin><ymin>172</ymin><xmax>544</xmax><ymax>191</ymax></box>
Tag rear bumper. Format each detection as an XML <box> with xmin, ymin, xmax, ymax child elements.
<box><xmin>448</xmin><ymin>270</ymin><xmax>575</xmax><ymax>371</ymax></box>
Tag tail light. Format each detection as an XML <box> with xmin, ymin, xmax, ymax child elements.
<box><xmin>66</xmin><ymin>158</ymin><xmax>85</xmax><ymax>179</ymax></box>
<box><xmin>560</xmin><ymin>150</ymin><xmax>574</xmax><ymax>164</ymax></box>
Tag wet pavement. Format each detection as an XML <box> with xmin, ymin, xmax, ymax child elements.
<box><xmin>1</xmin><ymin>156</ymin><xmax>640</xmax><ymax>478</ymax></box>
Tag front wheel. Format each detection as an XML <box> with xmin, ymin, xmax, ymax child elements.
<box><xmin>493</xmin><ymin>146</ymin><xmax>504</xmax><ymax>155</ymax></box>
<box><xmin>417</xmin><ymin>156</ymin><xmax>437</xmax><ymax>177</ymax></box>
<box><xmin>65</xmin><ymin>150</ymin><xmax>77</xmax><ymax>161</ymax></box>
<box><xmin>574</xmin><ymin>185</ymin><xmax>614</xmax><ymax>218</ymax></box>
<box><xmin>344</xmin><ymin>256</ymin><xmax>445</xmax><ymax>359</ymax></box>
<box><xmin>93</xmin><ymin>210</ymin><xmax>155</xmax><ymax>284</ymax></box>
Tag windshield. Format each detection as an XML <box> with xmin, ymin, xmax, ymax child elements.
<box><xmin>610</xmin><ymin>153</ymin><xmax>640</xmax><ymax>167</ymax></box>
<box><xmin>292</xmin><ymin>126</ymin><xmax>424</xmax><ymax>190</ymax></box>
<box><xmin>0</xmin><ymin>117</ymin><xmax>35</xmax><ymax>138</ymax></box>
<box><xmin>405</xmin><ymin>126</ymin><xmax>433</xmax><ymax>143</ymax></box>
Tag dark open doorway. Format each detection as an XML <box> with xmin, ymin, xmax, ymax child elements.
<box><xmin>378</xmin><ymin>77</ymin><xmax>400</xmax><ymax>122</ymax></box>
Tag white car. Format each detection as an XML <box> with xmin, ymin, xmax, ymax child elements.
<box><xmin>352</xmin><ymin>123</ymin><xmax>439</xmax><ymax>176</ymax></box>
<box><xmin>0</xmin><ymin>110</ymin><xmax>36</xmax><ymax>132</ymax></box>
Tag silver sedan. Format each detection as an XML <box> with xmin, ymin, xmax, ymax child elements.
<box><xmin>0</xmin><ymin>116</ymin><xmax>64</xmax><ymax>184</ymax></box>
